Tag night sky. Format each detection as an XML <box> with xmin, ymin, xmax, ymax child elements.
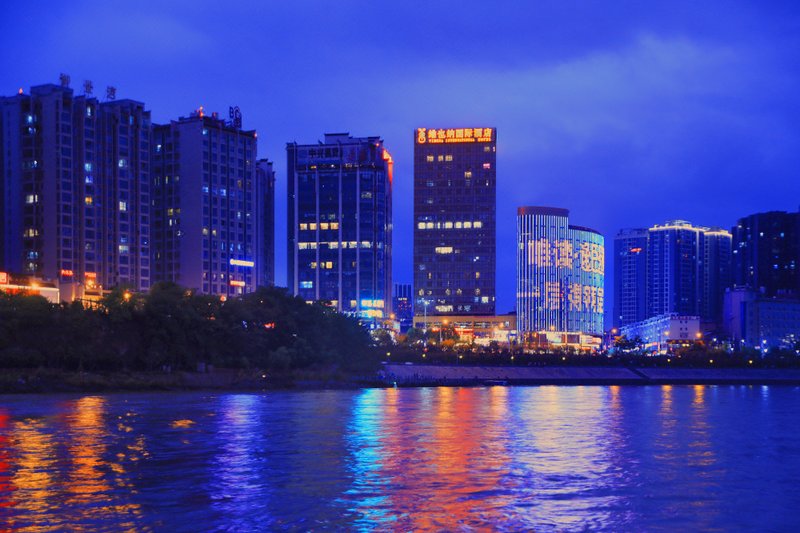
<box><xmin>3</xmin><ymin>1</ymin><xmax>800</xmax><ymax>318</ymax></box>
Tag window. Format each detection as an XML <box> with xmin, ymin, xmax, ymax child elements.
<box><xmin>300</xmin><ymin>281</ymin><xmax>313</xmax><ymax>289</ymax></box>
<box><xmin>119</xmin><ymin>201</ymin><xmax>127</xmax><ymax>212</ymax></box>
<box><xmin>426</xmin><ymin>155</ymin><xmax>434</xmax><ymax>162</ymax></box>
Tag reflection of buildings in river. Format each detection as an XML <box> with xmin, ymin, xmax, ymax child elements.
<box><xmin>508</xmin><ymin>386</ymin><xmax>623</xmax><ymax>529</ymax></box>
<box><xmin>347</xmin><ymin>387</ymin><xmax>513</xmax><ymax>530</ymax></box>
<box><xmin>210</xmin><ymin>395</ymin><xmax>266</xmax><ymax>528</ymax></box>
<box><xmin>8</xmin><ymin>415</ymin><xmax>59</xmax><ymax>528</ymax></box>
<box><xmin>63</xmin><ymin>396</ymin><xmax>143</xmax><ymax>527</ymax></box>
<box><xmin>0</xmin><ymin>411</ymin><xmax>15</xmax><ymax>510</ymax></box>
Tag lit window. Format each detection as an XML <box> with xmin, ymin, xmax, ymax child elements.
<box><xmin>310</xmin><ymin>223</ymin><xmax>317</xmax><ymax>230</ymax></box>
<box><xmin>437</xmin><ymin>155</ymin><xmax>444</xmax><ymax>162</ymax></box>
<box><xmin>417</xmin><ymin>222</ymin><xmax>426</xmax><ymax>230</ymax></box>
<box><xmin>426</xmin><ymin>155</ymin><xmax>434</xmax><ymax>162</ymax></box>
<box><xmin>300</xmin><ymin>281</ymin><xmax>313</xmax><ymax>289</ymax></box>
<box><xmin>464</xmin><ymin>171</ymin><xmax>472</xmax><ymax>178</ymax></box>
<box><xmin>483</xmin><ymin>163</ymin><xmax>491</xmax><ymax>169</ymax></box>
<box><xmin>118</xmin><ymin>158</ymin><xmax>127</xmax><ymax>168</ymax></box>
<box><xmin>119</xmin><ymin>201</ymin><xmax>127</xmax><ymax>212</ymax></box>
<box><xmin>84</xmin><ymin>196</ymin><xmax>92</xmax><ymax>206</ymax></box>
<box><xmin>445</xmin><ymin>155</ymin><xmax>453</xmax><ymax>162</ymax></box>
<box><xmin>325</xmin><ymin>261</ymin><xmax>333</xmax><ymax>269</ymax></box>
<box><xmin>119</xmin><ymin>244</ymin><xmax>130</xmax><ymax>254</ymax></box>
<box><xmin>474</xmin><ymin>221</ymin><xmax>483</xmax><ymax>228</ymax></box>
<box><xmin>330</xmin><ymin>222</ymin><xmax>339</xmax><ymax>230</ymax></box>
<box><xmin>300</xmin><ymin>223</ymin><xmax>308</xmax><ymax>230</ymax></box>
<box><xmin>84</xmin><ymin>163</ymin><xmax>93</xmax><ymax>172</ymax></box>
<box><xmin>320</xmin><ymin>223</ymin><xmax>329</xmax><ymax>230</ymax></box>
<box><xmin>445</xmin><ymin>222</ymin><xmax>453</xmax><ymax>229</ymax></box>
<box><xmin>455</xmin><ymin>222</ymin><xmax>463</xmax><ymax>229</ymax></box>
<box><xmin>435</xmin><ymin>247</ymin><xmax>453</xmax><ymax>254</ymax></box>
<box><xmin>464</xmin><ymin>221</ymin><xmax>472</xmax><ymax>229</ymax></box>
<box><xmin>25</xmin><ymin>194</ymin><xmax>38</xmax><ymax>204</ymax></box>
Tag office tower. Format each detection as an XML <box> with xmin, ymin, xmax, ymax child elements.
<box><xmin>152</xmin><ymin>108</ymin><xmax>258</xmax><ymax>296</ymax></box>
<box><xmin>516</xmin><ymin>206</ymin><xmax>605</xmax><ymax>337</ymax></box>
<box><xmin>644</xmin><ymin>220</ymin><xmax>731</xmax><ymax>325</ymax></box>
<box><xmin>286</xmin><ymin>133</ymin><xmax>392</xmax><ymax>320</ymax></box>
<box><xmin>413</xmin><ymin>127</ymin><xmax>496</xmax><ymax>317</ymax></box>
<box><xmin>732</xmin><ymin>210</ymin><xmax>800</xmax><ymax>296</ymax></box>
<box><xmin>392</xmin><ymin>283</ymin><xmax>413</xmax><ymax>331</ymax></box>
<box><xmin>0</xmin><ymin>80</ymin><xmax>151</xmax><ymax>295</ymax></box>
<box><xmin>613</xmin><ymin>228</ymin><xmax>648</xmax><ymax>328</ymax></box>
<box><xmin>256</xmin><ymin>159</ymin><xmax>275</xmax><ymax>287</ymax></box>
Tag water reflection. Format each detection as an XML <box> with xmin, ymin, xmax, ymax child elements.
<box><xmin>0</xmin><ymin>387</ymin><xmax>798</xmax><ymax>531</ymax></box>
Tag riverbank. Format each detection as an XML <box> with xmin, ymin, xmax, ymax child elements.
<box><xmin>380</xmin><ymin>363</ymin><xmax>800</xmax><ymax>386</ymax></box>
<box><xmin>4</xmin><ymin>364</ymin><xmax>800</xmax><ymax>393</ymax></box>
<box><xmin>0</xmin><ymin>368</ymin><xmax>381</xmax><ymax>393</ymax></box>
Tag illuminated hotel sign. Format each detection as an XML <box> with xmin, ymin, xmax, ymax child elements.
<box><xmin>416</xmin><ymin>127</ymin><xmax>494</xmax><ymax>144</ymax></box>
<box><xmin>229</xmin><ymin>259</ymin><xmax>255</xmax><ymax>268</ymax></box>
<box><xmin>229</xmin><ymin>280</ymin><xmax>246</xmax><ymax>287</ymax></box>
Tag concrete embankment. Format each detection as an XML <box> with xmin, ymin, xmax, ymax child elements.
<box><xmin>381</xmin><ymin>364</ymin><xmax>800</xmax><ymax>386</ymax></box>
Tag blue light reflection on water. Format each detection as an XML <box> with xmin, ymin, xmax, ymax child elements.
<box><xmin>0</xmin><ymin>386</ymin><xmax>799</xmax><ymax>531</ymax></box>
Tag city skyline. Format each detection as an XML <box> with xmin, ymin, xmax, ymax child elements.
<box><xmin>3</xmin><ymin>1</ymin><xmax>800</xmax><ymax>315</ymax></box>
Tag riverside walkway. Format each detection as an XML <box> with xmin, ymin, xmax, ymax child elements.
<box><xmin>380</xmin><ymin>363</ymin><xmax>800</xmax><ymax>386</ymax></box>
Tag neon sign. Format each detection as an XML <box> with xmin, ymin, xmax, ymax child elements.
<box><xmin>528</xmin><ymin>239</ymin><xmax>604</xmax><ymax>274</ymax></box>
<box><xmin>416</xmin><ymin>127</ymin><xmax>494</xmax><ymax>144</ymax></box>
<box><xmin>229</xmin><ymin>280</ymin><xmax>246</xmax><ymax>287</ymax></box>
<box><xmin>229</xmin><ymin>259</ymin><xmax>255</xmax><ymax>268</ymax></box>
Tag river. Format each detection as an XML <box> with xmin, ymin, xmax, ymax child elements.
<box><xmin>0</xmin><ymin>386</ymin><xmax>798</xmax><ymax>531</ymax></box>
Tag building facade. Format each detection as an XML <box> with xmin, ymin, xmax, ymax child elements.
<box><xmin>393</xmin><ymin>283</ymin><xmax>413</xmax><ymax>332</ymax></box>
<box><xmin>286</xmin><ymin>133</ymin><xmax>392</xmax><ymax>321</ymax></box>
<box><xmin>619</xmin><ymin>313</ymin><xmax>701</xmax><ymax>352</ymax></box>
<box><xmin>723</xmin><ymin>288</ymin><xmax>800</xmax><ymax>351</ymax></box>
<box><xmin>413</xmin><ymin>127</ymin><xmax>496</xmax><ymax>317</ymax></box>
<box><xmin>152</xmin><ymin>109</ymin><xmax>258</xmax><ymax>296</ymax></box>
<box><xmin>516</xmin><ymin>206</ymin><xmax>605</xmax><ymax>338</ymax></box>
<box><xmin>731</xmin><ymin>210</ymin><xmax>800</xmax><ymax>297</ymax></box>
<box><xmin>0</xmin><ymin>81</ymin><xmax>151</xmax><ymax>296</ymax></box>
<box><xmin>613</xmin><ymin>228</ymin><xmax>648</xmax><ymax>328</ymax></box>
<box><xmin>256</xmin><ymin>159</ymin><xmax>275</xmax><ymax>287</ymax></box>
<box><xmin>644</xmin><ymin>220</ymin><xmax>731</xmax><ymax>327</ymax></box>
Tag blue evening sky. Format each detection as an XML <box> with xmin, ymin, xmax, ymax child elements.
<box><xmin>3</xmin><ymin>1</ymin><xmax>800</xmax><ymax>317</ymax></box>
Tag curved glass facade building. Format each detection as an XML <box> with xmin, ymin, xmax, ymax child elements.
<box><xmin>516</xmin><ymin>207</ymin><xmax>604</xmax><ymax>336</ymax></box>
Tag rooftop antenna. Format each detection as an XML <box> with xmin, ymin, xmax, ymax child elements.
<box><xmin>83</xmin><ymin>80</ymin><xmax>93</xmax><ymax>96</ymax></box>
<box><xmin>106</xmin><ymin>86</ymin><xmax>116</xmax><ymax>101</ymax></box>
<box><xmin>59</xmin><ymin>73</ymin><xmax>70</xmax><ymax>87</ymax></box>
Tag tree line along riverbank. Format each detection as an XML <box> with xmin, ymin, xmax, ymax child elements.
<box><xmin>2</xmin><ymin>282</ymin><xmax>800</xmax><ymax>392</ymax></box>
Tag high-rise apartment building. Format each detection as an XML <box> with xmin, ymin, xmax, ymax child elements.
<box><xmin>731</xmin><ymin>210</ymin><xmax>800</xmax><ymax>297</ymax></box>
<box><xmin>286</xmin><ymin>133</ymin><xmax>392</xmax><ymax>320</ymax></box>
<box><xmin>0</xmin><ymin>80</ymin><xmax>151</xmax><ymax>295</ymax></box>
<box><xmin>413</xmin><ymin>127</ymin><xmax>496</xmax><ymax>317</ymax></box>
<box><xmin>152</xmin><ymin>109</ymin><xmax>258</xmax><ymax>296</ymax></box>
<box><xmin>516</xmin><ymin>206</ymin><xmax>605</xmax><ymax>337</ymax></box>
<box><xmin>613</xmin><ymin>228</ymin><xmax>648</xmax><ymax>328</ymax></box>
<box><xmin>256</xmin><ymin>159</ymin><xmax>276</xmax><ymax>287</ymax></box>
<box><xmin>646</xmin><ymin>221</ymin><xmax>732</xmax><ymax>324</ymax></box>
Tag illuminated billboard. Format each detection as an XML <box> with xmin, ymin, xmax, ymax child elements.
<box><xmin>416</xmin><ymin>127</ymin><xmax>494</xmax><ymax>144</ymax></box>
